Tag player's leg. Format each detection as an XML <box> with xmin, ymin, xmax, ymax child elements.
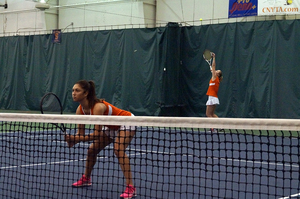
<box><xmin>114</xmin><ymin>129</ymin><xmax>135</xmax><ymax>185</ymax></box>
<box><xmin>85</xmin><ymin>132</ymin><xmax>113</xmax><ymax>178</ymax></box>
<box><xmin>73</xmin><ymin>132</ymin><xmax>113</xmax><ymax>187</ymax></box>
<box><xmin>115</xmin><ymin>129</ymin><xmax>136</xmax><ymax>198</ymax></box>
<box><xmin>206</xmin><ymin>105</ymin><xmax>218</xmax><ymax>118</ymax></box>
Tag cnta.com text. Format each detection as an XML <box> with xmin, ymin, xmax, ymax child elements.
<box><xmin>262</xmin><ymin>7</ymin><xmax>299</xmax><ymax>13</ymax></box>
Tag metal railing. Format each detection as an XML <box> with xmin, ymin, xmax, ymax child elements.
<box><xmin>0</xmin><ymin>14</ymin><xmax>299</xmax><ymax>37</ymax></box>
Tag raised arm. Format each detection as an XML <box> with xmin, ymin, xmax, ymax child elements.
<box><xmin>211</xmin><ymin>52</ymin><xmax>217</xmax><ymax>80</ymax></box>
<box><xmin>211</xmin><ymin>53</ymin><xmax>216</xmax><ymax>70</ymax></box>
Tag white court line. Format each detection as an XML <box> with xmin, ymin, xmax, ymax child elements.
<box><xmin>0</xmin><ymin>135</ymin><xmax>53</xmax><ymax>140</ymax></box>
<box><xmin>0</xmin><ymin>137</ymin><xmax>148</xmax><ymax>170</ymax></box>
<box><xmin>278</xmin><ymin>192</ymin><xmax>300</xmax><ymax>199</ymax></box>
<box><xmin>2</xmin><ymin>135</ymin><xmax>300</xmax><ymax>198</ymax></box>
<box><xmin>127</xmin><ymin>147</ymin><xmax>300</xmax><ymax>168</ymax></box>
<box><xmin>2</xmin><ymin>132</ymin><xmax>300</xmax><ymax>198</ymax></box>
<box><xmin>0</xmin><ymin>159</ymin><xmax>85</xmax><ymax>169</ymax></box>
<box><xmin>1</xmin><ymin>135</ymin><xmax>300</xmax><ymax>170</ymax></box>
<box><xmin>0</xmin><ymin>152</ymin><xmax>148</xmax><ymax>170</ymax></box>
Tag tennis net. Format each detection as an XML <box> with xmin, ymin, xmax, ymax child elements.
<box><xmin>0</xmin><ymin>113</ymin><xmax>299</xmax><ymax>199</ymax></box>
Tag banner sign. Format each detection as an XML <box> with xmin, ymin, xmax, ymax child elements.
<box><xmin>258</xmin><ymin>0</ymin><xmax>300</xmax><ymax>15</ymax></box>
<box><xmin>52</xmin><ymin>29</ymin><xmax>62</xmax><ymax>44</ymax></box>
<box><xmin>228</xmin><ymin>0</ymin><xmax>258</xmax><ymax>18</ymax></box>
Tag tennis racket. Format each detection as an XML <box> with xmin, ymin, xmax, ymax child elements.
<box><xmin>40</xmin><ymin>92</ymin><xmax>66</xmax><ymax>134</ymax></box>
<box><xmin>203</xmin><ymin>49</ymin><xmax>212</xmax><ymax>71</ymax></box>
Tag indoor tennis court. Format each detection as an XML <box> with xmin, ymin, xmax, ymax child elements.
<box><xmin>1</xmin><ymin>115</ymin><xmax>299</xmax><ymax>199</ymax></box>
<box><xmin>1</xmin><ymin>1</ymin><xmax>300</xmax><ymax>199</ymax></box>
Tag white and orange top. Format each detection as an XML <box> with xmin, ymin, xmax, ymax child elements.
<box><xmin>206</xmin><ymin>77</ymin><xmax>220</xmax><ymax>98</ymax></box>
<box><xmin>79</xmin><ymin>100</ymin><xmax>131</xmax><ymax>116</ymax></box>
<box><xmin>79</xmin><ymin>100</ymin><xmax>132</xmax><ymax>130</ymax></box>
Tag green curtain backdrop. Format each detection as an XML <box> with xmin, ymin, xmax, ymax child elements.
<box><xmin>1</xmin><ymin>20</ymin><xmax>300</xmax><ymax>118</ymax></box>
<box><xmin>181</xmin><ymin>20</ymin><xmax>300</xmax><ymax>118</ymax></box>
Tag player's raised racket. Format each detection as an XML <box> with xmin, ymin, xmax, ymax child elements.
<box><xmin>203</xmin><ymin>49</ymin><xmax>212</xmax><ymax>70</ymax></box>
<box><xmin>40</xmin><ymin>92</ymin><xmax>66</xmax><ymax>134</ymax></box>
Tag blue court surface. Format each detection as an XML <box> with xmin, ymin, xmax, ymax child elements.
<box><xmin>0</xmin><ymin>127</ymin><xmax>299</xmax><ymax>199</ymax></box>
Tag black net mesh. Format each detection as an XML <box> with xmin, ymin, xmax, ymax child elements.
<box><xmin>0</xmin><ymin>114</ymin><xmax>299</xmax><ymax>199</ymax></box>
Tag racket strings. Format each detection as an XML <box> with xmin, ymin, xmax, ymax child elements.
<box><xmin>40</xmin><ymin>93</ymin><xmax>63</xmax><ymax>114</ymax></box>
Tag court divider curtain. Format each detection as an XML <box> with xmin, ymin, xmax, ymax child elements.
<box><xmin>0</xmin><ymin>20</ymin><xmax>300</xmax><ymax>118</ymax></box>
<box><xmin>181</xmin><ymin>20</ymin><xmax>300</xmax><ymax>118</ymax></box>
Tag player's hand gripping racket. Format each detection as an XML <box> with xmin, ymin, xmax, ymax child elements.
<box><xmin>40</xmin><ymin>92</ymin><xmax>66</xmax><ymax>135</ymax></box>
<box><xmin>203</xmin><ymin>49</ymin><xmax>213</xmax><ymax>71</ymax></box>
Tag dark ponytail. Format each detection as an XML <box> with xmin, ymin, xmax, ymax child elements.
<box><xmin>218</xmin><ymin>71</ymin><xmax>223</xmax><ymax>82</ymax></box>
<box><xmin>76</xmin><ymin>80</ymin><xmax>101</xmax><ymax>108</ymax></box>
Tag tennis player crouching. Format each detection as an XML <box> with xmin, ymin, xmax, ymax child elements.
<box><xmin>206</xmin><ymin>52</ymin><xmax>223</xmax><ymax>122</ymax></box>
<box><xmin>64</xmin><ymin>80</ymin><xmax>137</xmax><ymax>199</ymax></box>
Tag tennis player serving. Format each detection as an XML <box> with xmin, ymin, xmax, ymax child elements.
<box><xmin>64</xmin><ymin>80</ymin><xmax>136</xmax><ymax>199</ymax></box>
<box><xmin>206</xmin><ymin>52</ymin><xmax>223</xmax><ymax>121</ymax></box>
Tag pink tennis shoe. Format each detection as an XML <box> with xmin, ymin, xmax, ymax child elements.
<box><xmin>120</xmin><ymin>184</ymin><xmax>137</xmax><ymax>199</ymax></box>
<box><xmin>72</xmin><ymin>175</ymin><xmax>92</xmax><ymax>187</ymax></box>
